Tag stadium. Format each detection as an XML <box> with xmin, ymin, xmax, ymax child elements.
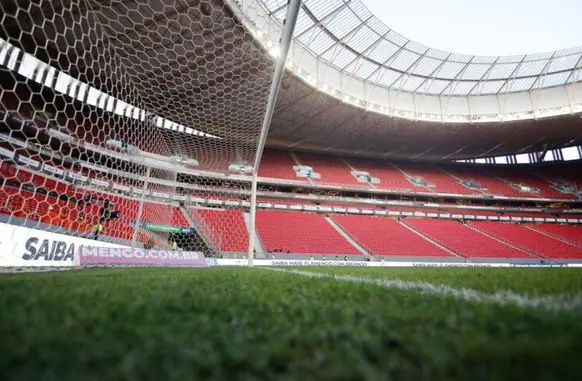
<box><xmin>1</xmin><ymin>0</ymin><xmax>582</xmax><ymax>379</ymax></box>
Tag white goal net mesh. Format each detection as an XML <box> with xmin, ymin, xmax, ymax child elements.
<box><xmin>0</xmin><ymin>0</ymin><xmax>278</xmax><ymax>265</ymax></box>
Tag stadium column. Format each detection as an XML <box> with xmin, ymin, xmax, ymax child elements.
<box><xmin>132</xmin><ymin>166</ymin><xmax>151</xmax><ymax>248</ymax></box>
<box><xmin>247</xmin><ymin>0</ymin><xmax>303</xmax><ymax>267</ymax></box>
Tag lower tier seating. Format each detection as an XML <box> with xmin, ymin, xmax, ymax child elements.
<box><xmin>533</xmin><ymin>224</ymin><xmax>582</xmax><ymax>247</ymax></box>
<box><xmin>332</xmin><ymin>215</ymin><xmax>453</xmax><ymax>257</ymax></box>
<box><xmin>191</xmin><ymin>208</ymin><xmax>249</xmax><ymax>253</ymax></box>
<box><xmin>256</xmin><ymin>211</ymin><xmax>360</xmax><ymax>255</ymax></box>
<box><xmin>471</xmin><ymin>221</ymin><xmax>582</xmax><ymax>259</ymax></box>
<box><xmin>405</xmin><ymin>219</ymin><xmax>531</xmax><ymax>258</ymax></box>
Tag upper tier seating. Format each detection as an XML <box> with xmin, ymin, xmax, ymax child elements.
<box><xmin>256</xmin><ymin>210</ymin><xmax>359</xmax><ymax>255</ymax></box>
<box><xmin>346</xmin><ymin>159</ymin><xmax>415</xmax><ymax>191</ymax></box>
<box><xmin>258</xmin><ymin>150</ymin><xmax>301</xmax><ymax>181</ymax></box>
<box><xmin>440</xmin><ymin>165</ymin><xmax>526</xmax><ymax>198</ymax></box>
<box><xmin>332</xmin><ymin>215</ymin><xmax>453</xmax><ymax>257</ymax></box>
<box><xmin>395</xmin><ymin>163</ymin><xmax>482</xmax><ymax>195</ymax></box>
<box><xmin>294</xmin><ymin>153</ymin><xmax>365</xmax><ymax>186</ymax></box>
<box><xmin>405</xmin><ymin>219</ymin><xmax>531</xmax><ymax>258</ymax></box>
<box><xmin>471</xmin><ymin>221</ymin><xmax>582</xmax><ymax>259</ymax></box>
<box><xmin>533</xmin><ymin>224</ymin><xmax>582</xmax><ymax>247</ymax></box>
<box><xmin>492</xmin><ymin>167</ymin><xmax>578</xmax><ymax>199</ymax></box>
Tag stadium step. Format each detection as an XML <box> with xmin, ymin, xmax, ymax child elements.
<box><xmin>183</xmin><ymin>207</ymin><xmax>221</xmax><ymax>254</ymax></box>
<box><xmin>325</xmin><ymin>216</ymin><xmax>369</xmax><ymax>256</ymax></box>
<box><xmin>466</xmin><ymin>223</ymin><xmax>542</xmax><ymax>259</ymax></box>
<box><xmin>243</xmin><ymin>212</ymin><xmax>266</xmax><ymax>256</ymax></box>
<box><xmin>524</xmin><ymin>225</ymin><xmax>582</xmax><ymax>249</ymax></box>
<box><xmin>398</xmin><ymin>220</ymin><xmax>464</xmax><ymax>258</ymax></box>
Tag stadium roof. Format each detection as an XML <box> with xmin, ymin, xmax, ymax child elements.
<box><xmin>3</xmin><ymin>0</ymin><xmax>582</xmax><ymax>161</ymax></box>
<box><xmin>239</xmin><ymin>0</ymin><xmax>582</xmax><ymax>124</ymax></box>
<box><xmin>262</xmin><ymin>0</ymin><xmax>582</xmax><ymax>96</ymax></box>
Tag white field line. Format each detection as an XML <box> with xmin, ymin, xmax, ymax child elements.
<box><xmin>263</xmin><ymin>268</ymin><xmax>582</xmax><ymax>314</ymax></box>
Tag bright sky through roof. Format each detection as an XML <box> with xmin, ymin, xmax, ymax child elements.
<box><xmin>362</xmin><ymin>0</ymin><xmax>582</xmax><ymax>56</ymax></box>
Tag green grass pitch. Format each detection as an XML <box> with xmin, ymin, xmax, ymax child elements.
<box><xmin>1</xmin><ymin>267</ymin><xmax>581</xmax><ymax>380</ymax></box>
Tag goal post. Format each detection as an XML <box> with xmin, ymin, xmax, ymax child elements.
<box><xmin>0</xmin><ymin>0</ymin><xmax>299</xmax><ymax>267</ymax></box>
<box><xmin>247</xmin><ymin>0</ymin><xmax>303</xmax><ymax>266</ymax></box>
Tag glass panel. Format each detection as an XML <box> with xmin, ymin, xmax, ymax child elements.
<box><xmin>399</xmin><ymin>75</ymin><xmax>427</xmax><ymax>92</ymax></box>
<box><xmin>459</xmin><ymin>64</ymin><xmax>490</xmax><ymax>80</ymax></box>
<box><xmin>471</xmin><ymin>80</ymin><xmax>505</xmax><ymax>95</ymax></box>
<box><xmin>448</xmin><ymin>81</ymin><xmax>477</xmax><ymax>96</ymax></box>
<box><xmin>344</xmin><ymin>57</ymin><xmax>379</xmax><ymax>78</ymax></box>
<box><xmin>502</xmin><ymin>77</ymin><xmax>536</xmax><ymax>92</ymax></box>
<box><xmin>411</xmin><ymin>56</ymin><xmax>441</xmax><ymax>76</ymax></box>
<box><xmin>547</xmin><ymin>54</ymin><xmax>580</xmax><ymax>72</ymax></box>
<box><xmin>345</xmin><ymin>26</ymin><xmax>379</xmax><ymax>54</ymax></box>
<box><xmin>488</xmin><ymin>63</ymin><xmax>519</xmax><ymax>79</ymax></box>
<box><xmin>435</xmin><ymin>61</ymin><xmax>465</xmax><ymax>79</ymax></box>
<box><xmin>320</xmin><ymin>45</ymin><xmax>358</xmax><ymax>69</ymax></box>
<box><xmin>293</xmin><ymin>9</ymin><xmax>315</xmax><ymax>36</ymax></box>
<box><xmin>299</xmin><ymin>28</ymin><xmax>335</xmax><ymax>55</ymax></box>
<box><xmin>533</xmin><ymin>71</ymin><xmax>570</xmax><ymax>88</ymax></box>
<box><xmin>515</xmin><ymin>59</ymin><xmax>547</xmax><ymax>77</ymax></box>
<box><xmin>326</xmin><ymin>6</ymin><xmax>362</xmax><ymax>40</ymax></box>
<box><xmin>374</xmin><ymin>67</ymin><xmax>403</xmax><ymax>87</ymax></box>
<box><xmin>306</xmin><ymin>0</ymin><xmax>344</xmax><ymax>20</ymax></box>
<box><xmin>366</xmin><ymin>38</ymin><xmax>400</xmax><ymax>63</ymax></box>
<box><xmin>423</xmin><ymin>79</ymin><xmax>451</xmax><ymax>94</ymax></box>
<box><xmin>387</xmin><ymin>50</ymin><xmax>420</xmax><ymax>71</ymax></box>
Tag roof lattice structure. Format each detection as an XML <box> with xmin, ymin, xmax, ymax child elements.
<box><xmin>260</xmin><ymin>0</ymin><xmax>582</xmax><ymax>96</ymax></box>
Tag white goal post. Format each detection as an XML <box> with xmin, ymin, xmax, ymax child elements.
<box><xmin>247</xmin><ymin>0</ymin><xmax>302</xmax><ymax>266</ymax></box>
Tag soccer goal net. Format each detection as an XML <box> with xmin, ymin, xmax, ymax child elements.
<box><xmin>0</xmin><ymin>0</ymin><xmax>299</xmax><ymax>267</ymax></box>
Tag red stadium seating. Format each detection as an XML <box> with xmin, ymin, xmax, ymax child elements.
<box><xmin>395</xmin><ymin>163</ymin><xmax>482</xmax><ymax>195</ymax></box>
<box><xmin>532</xmin><ymin>224</ymin><xmax>582</xmax><ymax>247</ymax></box>
<box><xmin>471</xmin><ymin>221</ymin><xmax>582</xmax><ymax>259</ymax></box>
<box><xmin>440</xmin><ymin>165</ymin><xmax>526</xmax><ymax>198</ymax></box>
<box><xmin>258</xmin><ymin>150</ymin><xmax>300</xmax><ymax>180</ymax></box>
<box><xmin>493</xmin><ymin>167</ymin><xmax>578</xmax><ymax>199</ymax></box>
<box><xmin>256</xmin><ymin>210</ymin><xmax>359</xmax><ymax>255</ymax></box>
<box><xmin>332</xmin><ymin>215</ymin><xmax>453</xmax><ymax>257</ymax></box>
<box><xmin>191</xmin><ymin>209</ymin><xmax>249</xmax><ymax>252</ymax></box>
<box><xmin>405</xmin><ymin>219</ymin><xmax>531</xmax><ymax>258</ymax></box>
<box><xmin>346</xmin><ymin>159</ymin><xmax>415</xmax><ymax>191</ymax></box>
<box><xmin>294</xmin><ymin>153</ymin><xmax>365</xmax><ymax>186</ymax></box>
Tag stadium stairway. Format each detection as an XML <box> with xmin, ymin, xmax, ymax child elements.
<box><xmin>324</xmin><ymin>216</ymin><xmax>369</xmax><ymax>256</ymax></box>
<box><xmin>398</xmin><ymin>219</ymin><xmax>464</xmax><ymax>258</ymax></box>
<box><xmin>524</xmin><ymin>225</ymin><xmax>582</xmax><ymax>249</ymax></box>
<box><xmin>406</xmin><ymin>219</ymin><xmax>535</xmax><ymax>259</ymax></box>
<box><xmin>180</xmin><ymin>205</ymin><xmax>217</xmax><ymax>253</ymax></box>
<box><xmin>464</xmin><ymin>222</ymin><xmax>541</xmax><ymax>259</ymax></box>
<box><xmin>243</xmin><ymin>211</ymin><xmax>266</xmax><ymax>256</ymax></box>
<box><xmin>470</xmin><ymin>221</ymin><xmax>582</xmax><ymax>260</ymax></box>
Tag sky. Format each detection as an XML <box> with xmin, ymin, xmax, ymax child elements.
<box><xmin>362</xmin><ymin>0</ymin><xmax>582</xmax><ymax>56</ymax></box>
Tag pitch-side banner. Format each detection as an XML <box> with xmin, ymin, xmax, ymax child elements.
<box><xmin>0</xmin><ymin>222</ymin><xmax>126</xmax><ymax>267</ymax></box>
<box><xmin>76</xmin><ymin>246</ymin><xmax>207</xmax><ymax>267</ymax></box>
